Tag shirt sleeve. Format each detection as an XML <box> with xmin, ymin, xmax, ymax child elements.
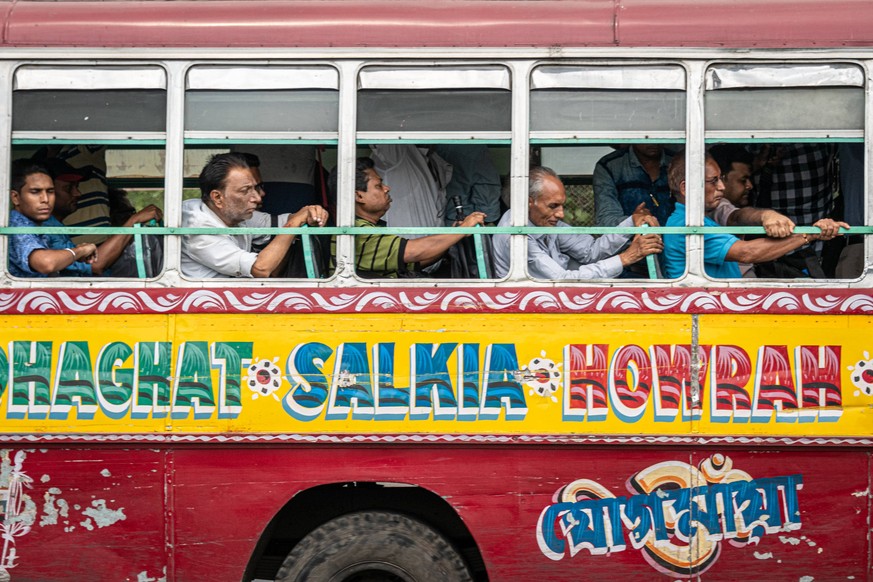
<box><xmin>703</xmin><ymin>230</ymin><xmax>739</xmax><ymax>268</ymax></box>
<box><xmin>8</xmin><ymin>233</ymin><xmax>45</xmax><ymax>276</ymax></box>
<box><xmin>710</xmin><ymin>199</ymin><xmax>738</xmax><ymax>226</ymax></box>
<box><xmin>183</xmin><ymin>233</ymin><xmax>258</xmax><ymax>278</ymax></box>
<box><xmin>527</xmin><ymin>236</ymin><xmax>624</xmax><ymax>280</ymax></box>
<box><xmin>593</xmin><ymin>161</ymin><xmax>627</xmax><ymax>227</ymax></box>
<box><xmin>558</xmin><ymin>216</ymin><xmax>633</xmax><ymax>265</ymax></box>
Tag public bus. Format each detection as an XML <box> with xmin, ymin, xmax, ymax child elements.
<box><xmin>1</xmin><ymin>0</ymin><xmax>872</xmax><ymax>580</ymax></box>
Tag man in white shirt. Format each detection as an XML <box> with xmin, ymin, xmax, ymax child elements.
<box><xmin>493</xmin><ymin>166</ymin><xmax>662</xmax><ymax>279</ymax></box>
<box><xmin>181</xmin><ymin>153</ymin><xmax>328</xmax><ymax>278</ymax></box>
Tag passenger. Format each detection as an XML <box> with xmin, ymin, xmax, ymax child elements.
<box><xmin>661</xmin><ymin>150</ymin><xmax>848</xmax><ymax>279</ymax></box>
<box><xmin>181</xmin><ymin>153</ymin><xmax>328</xmax><ymax>278</ymax></box>
<box><xmin>8</xmin><ymin>160</ymin><xmax>97</xmax><ymax>277</ymax></box>
<box><xmin>230</xmin><ymin>145</ymin><xmax>320</xmax><ymax>215</ymax></box>
<box><xmin>835</xmin><ymin>142</ymin><xmax>864</xmax><ymax>278</ymax></box>
<box><xmin>370</xmin><ymin>145</ymin><xmax>445</xmax><ymax>236</ymax></box>
<box><xmin>593</xmin><ymin>144</ymin><xmax>674</xmax><ymax>227</ymax></box>
<box><xmin>492</xmin><ymin>166</ymin><xmax>662</xmax><ymax>279</ymax></box>
<box><xmin>7</xmin><ymin>158</ymin><xmax>163</xmax><ymax>277</ymax></box>
<box><xmin>32</xmin><ymin>145</ymin><xmax>111</xmax><ymax>245</ymax></box>
<box><xmin>239</xmin><ymin>152</ymin><xmax>267</xmax><ymax>207</ymax></box>
<box><xmin>708</xmin><ymin>144</ymin><xmax>796</xmax><ymax>277</ymax></box>
<box><xmin>432</xmin><ymin>144</ymin><xmax>502</xmax><ymax>225</ymax></box>
<box><xmin>329</xmin><ymin>157</ymin><xmax>485</xmax><ymax>278</ymax></box>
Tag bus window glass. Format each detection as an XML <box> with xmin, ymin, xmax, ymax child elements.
<box><xmin>705</xmin><ymin>64</ymin><xmax>864</xmax><ymax>132</ymax></box>
<box><xmin>182</xmin><ymin>66</ymin><xmax>339</xmax><ymax>280</ymax></box>
<box><xmin>185</xmin><ymin>66</ymin><xmax>339</xmax><ymax>133</ymax></box>
<box><xmin>13</xmin><ymin>66</ymin><xmax>167</xmax><ymax>133</ymax></box>
<box><xmin>530</xmin><ymin>66</ymin><xmax>685</xmax><ymax>132</ymax></box>
<box><xmin>529</xmin><ymin>65</ymin><xmax>686</xmax><ymax>281</ymax></box>
<box><xmin>356</xmin><ymin>66</ymin><xmax>511</xmax><ymax>133</ymax></box>
<box><xmin>703</xmin><ymin>64</ymin><xmax>864</xmax><ymax>280</ymax></box>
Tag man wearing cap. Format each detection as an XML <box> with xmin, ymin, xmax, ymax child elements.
<box><xmin>7</xmin><ymin>158</ymin><xmax>162</xmax><ymax>277</ymax></box>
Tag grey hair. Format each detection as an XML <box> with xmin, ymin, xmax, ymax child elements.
<box><xmin>529</xmin><ymin>166</ymin><xmax>559</xmax><ymax>201</ymax></box>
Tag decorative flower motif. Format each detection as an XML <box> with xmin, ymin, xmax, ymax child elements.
<box><xmin>246</xmin><ymin>357</ymin><xmax>283</xmax><ymax>401</ymax></box>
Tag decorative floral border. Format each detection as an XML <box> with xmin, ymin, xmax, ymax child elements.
<box><xmin>0</xmin><ymin>432</ymin><xmax>870</xmax><ymax>447</ymax></box>
<box><xmin>0</xmin><ymin>287</ymin><xmax>871</xmax><ymax>315</ymax></box>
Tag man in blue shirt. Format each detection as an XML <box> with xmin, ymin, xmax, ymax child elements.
<box><xmin>661</xmin><ymin>151</ymin><xmax>848</xmax><ymax>279</ymax></box>
<box><xmin>8</xmin><ymin>158</ymin><xmax>163</xmax><ymax>277</ymax></box>
<box><xmin>8</xmin><ymin>160</ymin><xmax>98</xmax><ymax>277</ymax></box>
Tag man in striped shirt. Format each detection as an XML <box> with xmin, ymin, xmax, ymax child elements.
<box><xmin>331</xmin><ymin>157</ymin><xmax>485</xmax><ymax>278</ymax></box>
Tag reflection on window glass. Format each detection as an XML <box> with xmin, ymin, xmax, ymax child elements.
<box><xmin>13</xmin><ymin>90</ymin><xmax>167</xmax><ymax>133</ymax></box>
<box><xmin>357</xmin><ymin>90</ymin><xmax>511</xmax><ymax>133</ymax></box>
<box><xmin>185</xmin><ymin>90</ymin><xmax>339</xmax><ymax>132</ymax></box>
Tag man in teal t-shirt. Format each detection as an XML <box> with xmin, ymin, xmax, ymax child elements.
<box><xmin>661</xmin><ymin>150</ymin><xmax>848</xmax><ymax>279</ymax></box>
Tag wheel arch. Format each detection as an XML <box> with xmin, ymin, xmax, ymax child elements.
<box><xmin>244</xmin><ymin>481</ymin><xmax>488</xmax><ymax>581</ymax></box>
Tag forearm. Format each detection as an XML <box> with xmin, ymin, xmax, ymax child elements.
<box><xmin>404</xmin><ymin>233</ymin><xmax>465</xmax><ymax>265</ymax></box>
<box><xmin>28</xmin><ymin>248</ymin><xmax>79</xmax><ymax>274</ymax></box>
<box><xmin>726</xmin><ymin>206</ymin><xmax>766</xmax><ymax>226</ymax></box>
<box><xmin>251</xmin><ymin>234</ymin><xmax>296</xmax><ymax>278</ymax></box>
<box><xmin>92</xmin><ymin>234</ymin><xmax>133</xmax><ymax>275</ymax></box>
<box><xmin>728</xmin><ymin>234</ymin><xmax>807</xmax><ymax>264</ymax></box>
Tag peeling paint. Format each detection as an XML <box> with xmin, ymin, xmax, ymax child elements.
<box><xmin>82</xmin><ymin>499</ymin><xmax>126</xmax><ymax>528</ymax></box>
<box><xmin>79</xmin><ymin>518</ymin><xmax>94</xmax><ymax>532</ymax></box>
<box><xmin>40</xmin><ymin>488</ymin><xmax>69</xmax><ymax>527</ymax></box>
<box><xmin>753</xmin><ymin>551</ymin><xmax>774</xmax><ymax>560</ymax></box>
<box><xmin>40</xmin><ymin>475</ymin><xmax>50</xmax><ymax>483</ymax></box>
<box><xmin>818</xmin><ymin>548</ymin><xmax>824</xmax><ymax>554</ymax></box>
<box><xmin>779</xmin><ymin>535</ymin><xmax>801</xmax><ymax>546</ymax></box>
<box><xmin>100</xmin><ymin>469</ymin><xmax>112</xmax><ymax>478</ymax></box>
<box><xmin>851</xmin><ymin>488</ymin><xmax>869</xmax><ymax>497</ymax></box>
<box><xmin>800</xmin><ymin>577</ymin><xmax>815</xmax><ymax>582</ymax></box>
<box><xmin>136</xmin><ymin>566</ymin><xmax>167</xmax><ymax>582</ymax></box>
<box><xmin>1</xmin><ymin>450</ymin><xmax>37</xmax><ymax>575</ymax></box>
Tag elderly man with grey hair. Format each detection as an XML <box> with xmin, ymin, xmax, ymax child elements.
<box><xmin>492</xmin><ymin>166</ymin><xmax>663</xmax><ymax>279</ymax></box>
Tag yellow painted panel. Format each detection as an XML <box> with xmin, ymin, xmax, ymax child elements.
<box><xmin>0</xmin><ymin>312</ymin><xmax>870</xmax><ymax>437</ymax></box>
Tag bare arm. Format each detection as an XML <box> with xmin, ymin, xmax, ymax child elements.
<box><xmin>28</xmin><ymin>243</ymin><xmax>97</xmax><ymax>275</ymax></box>
<box><xmin>91</xmin><ymin>205</ymin><xmax>163</xmax><ymax>275</ymax></box>
<box><xmin>725</xmin><ymin>234</ymin><xmax>808</xmax><ymax>264</ymax></box>
<box><xmin>726</xmin><ymin>207</ymin><xmax>795</xmax><ymax>238</ymax></box>
<box><xmin>251</xmin><ymin>205</ymin><xmax>328</xmax><ymax>278</ymax></box>
<box><xmin>726</xmin><ymin>218</ymin><xmax>849</xmax><ymax>264</ymax></box>
<box><xmin>403</xmin><ymin>212</ymin><xmax>486</xmax><ymax>266</ymax></box>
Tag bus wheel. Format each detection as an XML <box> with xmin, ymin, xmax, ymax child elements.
<box><xmin>275</xmin><ymin>510</ymin><xmax>473</xmax><ymax>582</ymax></box>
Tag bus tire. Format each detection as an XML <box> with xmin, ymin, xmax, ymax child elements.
<box><xmin>275</xmin><ymin>510</ymin><xmax>473</xmax><ymax>582</ymax></box>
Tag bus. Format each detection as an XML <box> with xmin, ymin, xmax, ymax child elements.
<box><xmin>0</xmin><ymin>0</ymin><xmax>871</xmax><ymax>580</ymax></box>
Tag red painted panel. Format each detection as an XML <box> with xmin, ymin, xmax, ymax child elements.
<box><xmin>619</xmin><ymin>0</ymin><xmax>873</xmax><ymax>48</ymax></box>
<box><xmin>4</xmin><ymin>445</ymin><xmax>870</xmax><ymax>580</ymax></box>
<box><xmin>6</xmin><ymin>0</ymin><xmax>873</xmax><ymax>49</ymax></box>
<box><xmin>5</xmin><ymin>0</ymin><xmax>615</xmax><ymax>48</ymax></box>
<box><xmin>3</xmin><ymin>448</ymin><xmax>166</xmax><ymax>582</ymax></box>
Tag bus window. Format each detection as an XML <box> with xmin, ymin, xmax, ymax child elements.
<box><xmin>703</xmin><ymin>63</ymin><xmax>864</xmax><ymax>280</ymax></box>
<box><xmin>347</xmin><ymin>66</ymin><xmax>512</xmax><ymax>280</ymax></box>
<box><xmin>10</xmin><ymin>65</ymin><xmax>167</xmax><ymax>278</ymax></box>
<box><xmin>528</xmin><ymin>65</ymin><xmax>686</xmax><ymax>281</ymax></box>
<box><xmin>182</xmin><ymin>65</ymin><xmax>339</xmax><ymax>280</ymax></box>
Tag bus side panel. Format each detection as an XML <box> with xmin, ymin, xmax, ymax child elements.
<box><xmin>167</xmin><ymin>447</ymin><xmax>870</xmax><ymax>581</ymax></box>
<box><xmin>1</xmin><ymin>447</ymin><xmax>167</xmax><ymax>582</ymax></box>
